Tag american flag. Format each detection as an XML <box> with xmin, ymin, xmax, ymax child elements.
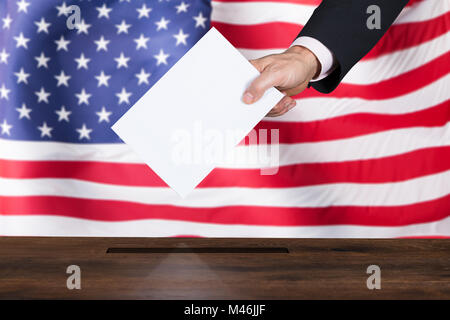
<box><xmin>0</xmin><ymin>0</ymin><xmax>449</xmax><ymax>237</ymax></box>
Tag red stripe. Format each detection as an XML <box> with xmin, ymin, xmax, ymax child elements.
<box><xmin>212</xmin><ymin>21</ymin><xmax>303</xmax><ymax>49</ymax></box>
<box><xmin>364</xmin><ymin>13</ymin><xmax>450</xmax><ymax>60</ymax></box>
<box><xmin>299</xmin><ymin>52</ymin><xmax>450</xmax><ymax>99</ymax></box>
<box><xmin>213</xmin><ymin>0</ymin><xmax>322</xmax><ymax>4</ymax></box>
<box><xmin>397</xmin><ymin>236</ymin><xmax>450</xmax><ymax>239</ymax></box>
<box><xmin>1</xmin><ymin>147</ymin><xmax>449</xmax><ymax>188</ymax></box>
<box><xmin>1</xmin><ymin>194</ymin><xmax>449</xmax><ymax>226</ymax></box>
<box><xmin>212</xmin><ymin>0</ymin><xmax>421</xmax><ymax>7</ymax></box>
<box><xmin>212</xmin><ymin>13</ymin><xmax>449</xmax><ymax>54</ymax></box>
<box><xmin>255</xmin><ymin>100</ymin><xmax>450</xmax><ymax>144</ymax></box>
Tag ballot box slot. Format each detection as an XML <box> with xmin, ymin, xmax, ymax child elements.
<box><xmin>106</xmin><ymin>247</ymin><xmax>289</xmax><ymax>254</ymax></box>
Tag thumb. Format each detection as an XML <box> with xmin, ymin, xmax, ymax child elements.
<box><xmin>243</xmin><ymin>67</ymin><xmax>279</xmax><ymax>104</ymax></box>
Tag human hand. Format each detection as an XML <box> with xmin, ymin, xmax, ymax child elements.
<box><xmin>242</xmin><ymin>45</ymin><xmax>320</xmax><ymax>117</ymax></box>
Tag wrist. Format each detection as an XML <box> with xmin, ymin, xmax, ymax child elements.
<box><xmin>287</xmin><ymin>45</ymin><xmax>321</xmax><ymax>80</ymax></box>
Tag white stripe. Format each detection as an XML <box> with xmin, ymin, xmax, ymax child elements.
<box><xmin>1</xmin><ymin>124</ymin><xmax>449</xmax><ymax>167</ymax></box>
<box><xmin>211</xmin><ymin>0</ymin><xmax>447</xmax><ymax>26</ymax></box>
<box><xmin>212</xmin><ymin>1</ymin><xmax>314</xmax><ymax>26</ymax></box>
<box><xmin>0</xmin><ymin>138</ymin><xmax>141</xmax><ymax>163</ymax></box>
<box><xmin>239</xmin><ymin>33</ymin><xmax>450</xmax><ymax>85</ymax></box>
<box><xmin>343</xmin><ymin>33</ymin><xmax>450</xmax><ymax>85</ymax></box>
<box><xmin>1</xmin><ymin>169</ymin><xmax>449</xmax><ymax>207</ymax></box>
<box><xmin>268</xmin><ymin>75</ymin><xmax>450</xmax><ymax>123</ymax></box>
<box><xmin>395</xmin><ymin>0</ymin><xmax>450</xmax><ymax>24</ymax></box>
<box><xmin>1</xmin><ymin>215</ymin><xmax>449</xmax><ymax>238</ymax></box>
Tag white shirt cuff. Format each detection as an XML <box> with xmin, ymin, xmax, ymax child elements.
<box><xmin>290</xmin><ymin>36</ymin><xmax>336</xmax><ymax>82</ymax></box>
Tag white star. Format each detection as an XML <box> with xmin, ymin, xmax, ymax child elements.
<box><xmin>0</xmin><ymin>84</ymin><xmax>10</xmax><ymax>100</ymax></box>
<box><xmin>55</xmin><ymin>106</ymin><xmax>72</xmax><ymax>122</ymax></box>
<box><xmin>96</xmin><ymin>3</ymin><xmax>112</xmax><ymax>19</ymax></box>
<box><xmin>17</xmin><ymin>0</ymin><xmax>31</xmax><ymax>13</ymax></box>
<box><xmin>173</xmin><ymin>29</ymin><xmax>189</xmax><ymax>46</ymax></box>
<box><xmin>96</xmin><ymin>107</ymin><xmax>112</xmax><ymax>123</ymax></box>
<box><xmin>155</xmin><ymin>17</ymin><xmax>170</xmax><ymax>31</ymax></box>
<box><xmin>37</xmin><ymin>122</ymin><xmax>53</xmax><ymax>138</ymax></box>
<box><xmin>175</xmin><ymin>1</ymin><xmax>190</xmax><ymax>13</ymax></box>
<box><xmin>154</xmin><ymin>49</ymin><xmax>169</xmax><ymax>66</ymax></box>
<box><xmin>75</xmin><ymin>53</ymin><xmax>90</xmax><ymax>70</ymax></box>
<box><xmin>115</xmin><ymin>20</ymin><xmax>131</xmax><ymax>34</ymax></box>
<box><xmin>114</xmin><ymin>52</ymin><xmax>130</xmax><ymax>69</ymax></box>
<box><xmin>35</xmin><ymin>87</ymin><xmax>51</xmax><ymax>104</ymax></box>
<box><xmin>35</xmin><ymin>52</ymin><xmax>50</xmax><ymax>68</ymax></box>
<box><xmin>135</xmin><ymin>68</ymin><xmax>151</xmax><ymax>85</ymax></box>
<box><xmin>95</xmin><ymin>71</ymin><xmax>111</xmax><ymax>87</ymax></box>
<box><xmin>134</xmin><ymin>34</ymin><xmax>150</xmax><ymax>50</ymax></box>
<box><xmin>14</xmin><ymin>32</ymin><xmax>30</xmax><ymax>49</ymax></box>
<box><xmin>75</xmin><ymin>19</ymin><xmax>91</xmax><ymax>35</ymax></box>
<box><xmin>0</xmin><ymin>49</ymin><xmax>9</xmax><ymax>64</ymax></box>
<box><xmin>2</xmin><ymin>15</ymin><xmax>13</xmax><ymax>29</ymax></box>
<box><xmin>35</xmin><ymin>17</ymin><xmax>51</xmax><ymax>34</ymax></box>
<box><xmin>137</xmin><ymin>4</ymin><xmax>152</xmax><ymax>19</ymax></box>
<box><xmin>55</xmin><ymin>35</ymin><xmax>70</xmax><ymax>51</ymax></box>
<box><xmin>56</xmin><ymin>2</ymin><xmax>70</xmax><ymax>17</ymax></box>
<box><xmin>193</xmin><ymin>12</ymin><xmax>208</xmax><ymax>28</ymax></box>
<box><xmin>116</xmin><ymin>87</ymin><xmax>132</xmax><ymax>105</ymax></box>
<box><xmin>94</xmin><ymin>36</ymin><xmax>110</xmax><ymax>52</ymax></box>
<box><xmin>14</xmin><ymin>68</ymin><xmax>30</xmax><ymax>84</ymax></box>
<box><xmin>16</xmin><ymin>103</ymin><xmax>32</xmax><ymax>120</ymax></box>
<box><xmin>0</xmin><ymin>119</ymin><xmax>12</xmax><ymax>136</ymax></box>
<box><xmin>75</xmin><ymin>88</ymin><xmax>92</xmax><ymax>106</ymax></box>
<box><xmin>76</xmin><ymin>124</ymin><xmax>92</xmax><ymax>140</ymax></box>
<box><xmin>54</xmin><ymin>70</ymin><xmax>71</xmax><ymax>87</ymax></box>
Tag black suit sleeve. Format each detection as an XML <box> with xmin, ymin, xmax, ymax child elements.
<box><xmin>296</xmin><ymin>0</ymin><xmax>409</xmax><ymax>93</ymax></box>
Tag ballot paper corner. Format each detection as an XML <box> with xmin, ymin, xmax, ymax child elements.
<box><xmin>112</xmin><ymin>27</ymin><xmax>283</xmax><ymax>197</ymax></box>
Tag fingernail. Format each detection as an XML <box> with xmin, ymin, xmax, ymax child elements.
<box><xmin>287</xmin><ymin>101</ymin><xmax>296</xmax><ymax>110</ymax></box>
<box><xmin>243</xmin><ymin>92</ymin><xmax>254</xmax><ymax>104</ymax></box>
<box><xmin>284</xmin><ymin>99</ymin><xmax>292</xmax><ymax>109</ymax></box>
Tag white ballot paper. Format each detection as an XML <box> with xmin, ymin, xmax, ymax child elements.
<box><xmin>112</xmin><ymin>27</ymin><xmax>284</xmax><ymax>197</ymax></box>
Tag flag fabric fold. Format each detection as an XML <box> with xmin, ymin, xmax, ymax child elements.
<box><xmin>0</xmin><ymin>0</ymin><xmax>449</xmax><ymax>237</ymax></box>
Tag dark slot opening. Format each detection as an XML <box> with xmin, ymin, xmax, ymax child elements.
<box><xmin>106</xmin><ymin>247</ymin><xmax>289</xmax><ymax>254</ymax></box>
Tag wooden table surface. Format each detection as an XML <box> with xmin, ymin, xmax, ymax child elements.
<box><xmin>0</xmin><ymin>237</ymin><xmax>449</xmax><ymax>299</ymax></box>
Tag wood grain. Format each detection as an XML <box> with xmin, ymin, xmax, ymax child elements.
<box><xmin>0</xmin><ymin>237</ymin><xmax>449</xmax><ymax>299</ymax></box>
